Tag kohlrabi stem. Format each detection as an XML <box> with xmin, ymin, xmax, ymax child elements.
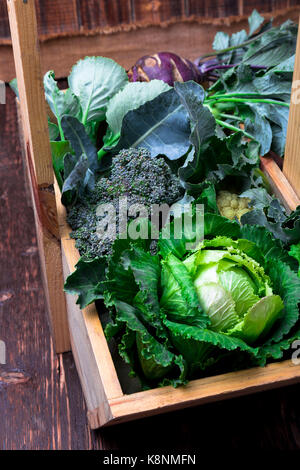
<box><xmin>202</xmin><ymin>64</ymin><xmax>267</xmax><ymax>73</ymax></box>
<box><xmin>207</xmin><ymin>92</ymin><xmax>289</xmax><ymax>101</ymax></box>
<box><xmin>208</xmin><ymin>97</ymin><xmax>290</xmax><ymax>107</ymax></box>
<box><xmin>198</xmin><ymin>29</ymin><xmax>270</xmax><ymax>60</ymax></box>
<box><xmin>215</xmin><ymin>119</ymin><xmax>255</xmax><ymax>140</ymax></box>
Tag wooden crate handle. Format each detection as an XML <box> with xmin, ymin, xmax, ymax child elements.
<box><xmin>283</xmin><ymin>16</ymin><xmax>300</xmax><ymax>200</ymax></box>
<box><xmin>7</xmin><ymin>0</ymin><xmax>70</xmax><ymax>353</ymax></box>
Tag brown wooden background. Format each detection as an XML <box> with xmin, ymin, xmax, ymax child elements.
<box><xmin>1</xmin><ymin>0</ymin><xmax>300</xmax><ymax>42</ymax></box>
<box><xmin>1</xmin><ymin>0</ymin><xmax>300</xmax><ymax>82</ymax></box>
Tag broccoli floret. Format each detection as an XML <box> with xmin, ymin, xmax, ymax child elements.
<box><xmin>67</xmin><ymin>148</ymin><xmax>184</xmax><ymax>259</ymax></box>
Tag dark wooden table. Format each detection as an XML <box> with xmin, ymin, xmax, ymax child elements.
<box><xmin>1</xmin><ymin>86</ymin><xmax>300</xmax><ymax>450</ymax></box>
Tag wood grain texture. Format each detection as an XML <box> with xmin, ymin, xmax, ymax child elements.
<box><xmin>2</xmin><ymin>5</ymin><xmax>300</xmax><ymax>82</ymax></box>
<box><xmin>55</xmin><ymin>180</ymin><xmax>123</xmax><ymax>425</ymax></box>
<box><xmin>3</xmin><ymin>0</ymin><xmax>300</xmax><ymax>41</ymax></box>
<box><xmin>106</xmin><ymin>361</ymin><xmax>300</xmax><ymax>427</ymax></box>
<box><xmin>261</xmin><ymin>156</ymin><xmax>300</xmax><ymax>212</ymax></box>
<box><xmin>3</xmin><ymin>72</ymin><xmax>300</xmax><ymax>453</ymax></box>
<box><xmin>2</xmin><ymin>0</ymin><xmax>300</xmax><ymax>41</ymax></box>
<box><xmin>283</xmin><ymin>16</ymin><xmax>300</xmax><ymax>199</ymax></box>
<box><xmin>7</xmin><ymin>0</ymin><xmax>70</xmax><ymax>353</ymax></box>
<box><xmin>0</xmin><ymin>86</ymin><xmax>102</xmax><ymax>450</ymax></box>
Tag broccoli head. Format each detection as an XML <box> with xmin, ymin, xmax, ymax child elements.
<box><xmin>67</xmin><ymin>148</ymin><xmax>184</xmax><ymax>259</ymax></box>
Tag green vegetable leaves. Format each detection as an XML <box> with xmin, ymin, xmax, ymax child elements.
<box><xmin>248</xmin><ymin>9</ymin><xmax>264</xmax><ymax>37</ymax></box>
<box><xmin>65</xmin><ymin>210</ymin><xmax>300</xmax><ymax>387</ymax></box>
<box><xmin>64</xmin><ymin>257</ymin><xmax>107</xmax><ymax>307</ymax></box>
<box><xmin>115</xmin><ymin>88</ymin><xmax>191</xmax><ymax>159</ymax></box>
<box><xmin>243</xmin><ymin>20</ymin><xmax>297</xmax><ymax>67</ymax></box>
<box><xmin>68</xmin><ymin>56</ymin><xmax>128</xmax><ymax>124</ymax></box>
<box><xmin>106</xmin><ymin>80</ymin><xmax>171</xmax><ymax>137</ymax></box>
<box><xmin>44</xmin><ymin>71</ymin><xmax>81</xmax><ymax>139</ymax></box>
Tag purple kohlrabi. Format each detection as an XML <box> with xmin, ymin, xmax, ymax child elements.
<box><xmin>128</xmin><ymin>52</ymin><xmax>201</xmax><ymax>86</ymax></box>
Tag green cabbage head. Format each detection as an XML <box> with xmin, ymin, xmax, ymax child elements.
<box><xmin>161</xmin><ymin>237</ymin><xmax>284</xmax><ymax>345</ymax></box>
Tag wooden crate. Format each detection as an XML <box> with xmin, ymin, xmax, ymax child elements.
<box><xmin>7</xmin><ymin>0</ymin><xmax>300</xmax><ymax>429</ymax></box>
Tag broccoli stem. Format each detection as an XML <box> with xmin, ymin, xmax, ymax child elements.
<box><xmin>215</xmin><ymin>119</ymin><xmax>255</xmax><ymax>140</ymax></box>
<box><xmin>97</xmin><ymin>132</ymin><xmax>120</xmax><ymax>160</ymax></box>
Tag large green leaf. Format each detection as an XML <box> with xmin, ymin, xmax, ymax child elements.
<box><xmin>270</xmin><ymin>54</ymin><xmax>295</xmax><ymax>74</ymax></box>
<box><xmin>165</xmin><ymin>319</ymin><xmax>258</xmax><ymax>373</ymax></box>
<box><xmin>50</xmin><ymin>140</ymin><xmax>72</xmax><ymax>189</ymax></box>
<box><xmin>240</xmin><ymin>187</ymin><xmax>273</xmax><ymax>210</ymax></box>
<box><xmin>61</xmin><ymin>115</ymin><xmax>99</xmax><ymax>172</ymax></box>
<box><xmin>106</xmin><ymin>80</ymin><xmax>171</xmax><ymax>136</ymax></box>
<box><xmin>160</xmin><ymin>253</ymin><xmax>210</xmax><ymax>328</ymax></box>
<box><xmin>114</xmin><ymin>300</ymin><xmax>187</xmax><ymax>386</ymax></box>
<box><xmin>44</xmin><ymin>71</ymin><xmax>81</xmax><ymax>136</ymax></box>
<box><xmin>219</xmin><ymin>268</ymin><xmax>260</xmax><ymax>317</ymax></box>
<box><xmin>240</xmin><ymin>224</ymin><xmax>297</xmax><ymax>270</ymax></box>
<box><xmin>241</xmin><ymin>207</ymin><xmax>300</xmax><ymax>246</ymax></box>
<box><xmin>61</xmin><ymin>153</ymin><xmax>95</xmax><ymax>205</ymax></box>
<box><xmin>68</xmin><ymin>56</ymin><xmax>128</xmax><ymax>124</ymax></box>
<box><xmin>289</xmin><ymin>243</ymin><xmax>300</xmax><ymax>276</ymax></box>
<box><xmin>114</xmin><ymin>88</ymin><xmax>191</xmax><ymax>160</ymax></box>
<box><xmin>213</xmin><ymin>31</ymin><xmax>230</xmax><ymax>51</ymax></box>
<box><xmin>264</xmin><ymin>259</ymin><xmax>300</xmax><ymax>344</ymax></box>
<box><xmin>229</xmin><ymin>295</ymin><xmax>284</xmax><ymax>344</ymax></box>
<box><xmin>174</xmin><ymin>81</ymin><xmax>216</xmax><ymax>181</ymax></box>
<box><xmin>242</xmin><ymin>21</ymin><xmax>297</xmax><ymax>67</ymax></box>
<box><xmin>64</xmin><ymin>257</ymin><xmax>107</xmax><ymax>308</ymax></box>
<box><xmin>248</xmin><ymin>9</ymin><xmax>264</xmax><ymax>36</ymax></box>
<box><xmin>244</xmin><ymin>105</ymin><xmax>273</xmax><ymax>156</ymax></box>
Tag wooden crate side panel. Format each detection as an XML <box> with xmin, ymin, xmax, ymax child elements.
<box><xmin>103</xmin><ymin>361</ymin><xmax>300</xmax><ymax>427</ymax></box>
<box><xmin>61</xmin><ymin>250</ymin><xmax>113</xmax><ymax>426</ymax></box>
<box><xmin>55</xmin><ymin>182</ymin><xmax>123</xmax><ymax>407</ymax></box>
<box><xmin>8</xmin><ymin>0</ymin><xmax>70</xmax><ymax>353</ymax></box>
<box><xmin>260</xmin><ymin>156</ymin><xmax>300</xmax><ymax>212</ymax></box>
<box><xmin>283</xmin><ymin>13</ymin><xmax>300</xmax><ymax>199</ymax></box>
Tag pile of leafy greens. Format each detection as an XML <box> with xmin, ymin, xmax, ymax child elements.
<box><xmin>43</xmin><ymin>58</ymin><xmax>171</xmax><ymax>203</ymax></box>
<box><xmin>65</xmin><ymin>213</ymin><xmax>300</xmax><ymax>388</ymax></box>
<box><xmin>197</xmin><ymin>10</ymin><xmax>296</xmax><ymax>157</ymax></box>
<box><xmin>8</xmin><ymin>11</ymin><xmax>296</xmax><ymax>209</ymax></box>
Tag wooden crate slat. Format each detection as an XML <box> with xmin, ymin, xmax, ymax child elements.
<box><xmin>261</xmin><ymin>156</ymin><xmax>300</xmax><ymax>212</ymax></box>
<box><xmin>283</xmin><ymin>13</ymin><xmax>300</xmax><ymax>199</ymax></box>
<box><xmin>55</xmin><ymin>181</ymin><xmax>123</xmax><ymax>419</ymax></box>
<box><xmin>7</xmin><ymin>0</ymin><xmax>70</xmax><ymax>353</ymax></box>
<box><xmin>105</xmin><ymin>360</ymin><xmax>300</xmax><ymax>426</ymax></box>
